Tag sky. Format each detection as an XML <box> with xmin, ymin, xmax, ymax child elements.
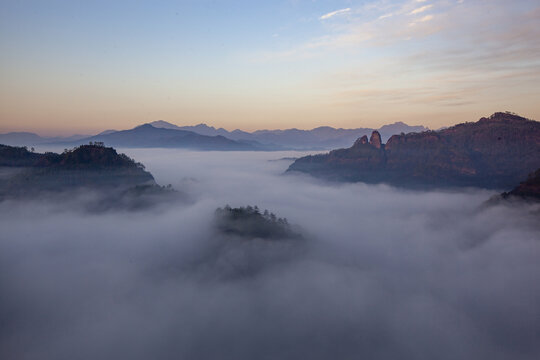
<box><xmin>1</xmin><ymin>0</ymin><xmax>539</xmax><ymax>135</ymax></box>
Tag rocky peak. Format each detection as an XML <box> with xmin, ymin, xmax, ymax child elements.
<box><xmin>352</xmin><ymin>135</ymin><xmax>369</xmax><ymax>147</ymax></box>
<box><xmin>369</xmin><ymin>131</ymin><xmax>382</xmax><ymax>149</ymax></box>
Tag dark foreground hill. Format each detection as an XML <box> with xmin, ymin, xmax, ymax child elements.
<box><xmin>287</xmin><ymin>112</ymin><xmax>540</xmax><ymax>189</ymax></box>
<box><xmin>0</xmin><ymin>144</ymin><xmax>157</xmax><ymax>200</ymax></box>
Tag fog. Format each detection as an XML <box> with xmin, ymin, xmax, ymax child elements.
<box><xmin>1</xmin><ymin>149</ymin><xmax>539</xmax><ymax>360</ymax></box>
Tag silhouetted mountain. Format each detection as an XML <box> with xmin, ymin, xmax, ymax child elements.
<box><xmin>149</xmin><ymin>120</ymin><xmax>428</xmax><ymax>150</ymax></box>
<box><xmin>0</xmin><ymin>132</ymin><xmax>91</xmax><ymax>146</ymax></box>
<box><xmin>287</xmin><ymin>112</ymin><xmax>540</xmax><ymax>189</ymax></box>
<box><xmin>68</xmin><ymin>124</ymin><xmax>262</xmax><ymax>150</ymax></box>
<box><xmin>0</xmin><ymin>144</ymin><xmax>155</xmax><ymax>198</ymax></box>
<box><xmin>150</xmin><ymin>120</ymin><xmax>233</xmax><ymax>137</ymax></box>
<box><xmin>0</xmin><ymin>132</ymin><xmax>44</xmax><ymax>146</ymax></box>
<box><xmin>378</xmin><ymin>121</ymin><xmax>427</xmax><ymax>137</ymax></box>
<box><xmin>2</xmin><ymin>120</ymin><xmax>427</xmax><ymax>150</ymax></box>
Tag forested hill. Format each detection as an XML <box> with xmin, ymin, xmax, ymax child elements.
<box><xmin>0</xmin><ymin>144</ymin><xmax>155</xmax><ymax>196</ymax></box>
<box><xmin>0</xmin><ymin>143</ymin><xmax>147</xmax><ymax>169</ymax></box>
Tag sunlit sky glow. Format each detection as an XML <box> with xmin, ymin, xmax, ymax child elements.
<box><xmin>1</xmin><ymin>0</ymin><xmax>539</xmax><ymax>135</ymax></box>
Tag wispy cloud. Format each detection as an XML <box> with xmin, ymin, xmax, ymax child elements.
<box><xmin>409</xmin><ymin>4</ymin><xmax>433</xmax><ymax>15</ymax></box>
<box><xmin>410</xmin><ymin>14</ymin><xmax>434</xmax><ymax>26</ymax></box>
<box><xmin>249</xmin><ymin>0</ymin><xmax>540</xmax><ymax>114</ymax></box>
<box><xmin>378</xmin><ymin>13</ymin><xmax>394</xmax><ymax>20</ymax></box>
<box><xmin>320</xmin><ymin>8</ymin><xmax>351</xmax><ymax>20</ymax></box>
<box><xmin>253</xmin><ymin>0</ymin><xmax>539</xmax><ymax>122</ymax></box>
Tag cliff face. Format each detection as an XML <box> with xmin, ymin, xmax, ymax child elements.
<box><xmin>287</xmin><ymin>113</ymin><xmax>540</xmax><ymax>189</ymax></box>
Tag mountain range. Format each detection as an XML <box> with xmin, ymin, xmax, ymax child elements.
<box><xmin>148</xmin><ymin>120</ymin><xmax>428</xmax><ymax>150</ymax></box>
<box><xmin>0</xmin><ymin>121</ymin><xmax>428</xmax><ymax>150</ymax></box>
<box><xmin>0</xmin><ymin>132</ymin><xmax>90</xmax><ymax>146</ymax></box>
<box><xmin>287</xmin><ymin>112</ymin><xmax>540</xmax><ymax>190</ymax></box>
<box><xmin>73</xmin><ymin>124</ymin><xmax>262</xmax><ymax>150</ymax></box>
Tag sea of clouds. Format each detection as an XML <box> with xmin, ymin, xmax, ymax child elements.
<box><xmin>1</xmin><ymin>149</ymin><xmax>539</xmax><ymax>359</ymax></box>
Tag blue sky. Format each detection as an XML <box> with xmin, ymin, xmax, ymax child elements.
<box><xmin>1</xmin><ymin>0</ymin><xmax>539</xmax><ymax>134</ymax></box>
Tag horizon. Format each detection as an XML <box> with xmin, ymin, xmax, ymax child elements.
<box><xmin>1</xmin><ymin>0</ymin><xmax>539</xmax><ymax>135</ymax></box>
<box><xmin>0</xmin><ymin>111</ymin><xmax>532</xmax><ymax>138</ymax></box>
<box><xmin>2</xmin><ymin>117</ymin><xmax>433</xmax><ymax>137</ymax></box>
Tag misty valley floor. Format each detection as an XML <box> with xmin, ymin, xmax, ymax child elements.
<box><xmin>1</xmin><ymin>149</ymin><xmax>539</xmax><ymax>360</ymax></box>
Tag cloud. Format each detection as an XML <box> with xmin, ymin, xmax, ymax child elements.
<box><xmin>410</xmin><ymin>14</ymin><xmax>434</xmax><ymax>25</ymax></box>
<box><xmin>1</xmin><ymin>149</ymin><xmax>540</xmax><ymax>359</ymax></box>
<box><xmin>409</xmin><ymin>4</ymin><xmax>433</xmax><ymax>15</ymax></box>
<box><xmin>320</xmin><ymin>8</ymin><xmax>351</xmax><ymax>20</ymax></box>
<box><xmin>247</xmin><ymin>0</ymin><xmax>540</xmax><ymax>123</ymax></box>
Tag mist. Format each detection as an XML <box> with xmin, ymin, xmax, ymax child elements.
<box><xmin>1</xmin><ymin>149</ymin><xmax>539</xmax><ymax>360</ymax></box>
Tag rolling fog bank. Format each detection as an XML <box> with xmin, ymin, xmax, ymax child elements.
<box><xmin>1</xmin><ymin>149</ymin><xmax>539</xmax><ymax>360</ymax></box>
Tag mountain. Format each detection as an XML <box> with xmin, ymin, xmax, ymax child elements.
<box><xmin>378</xmin><ymin>121</ymin><xmax>427</xmax><ymax>137</ymax></box>
<box><xmin>0</xmin><ymin>144</ymin><xmax>155</xmax><ymax>198</ymax></box>
<box><xmin>150</xmin><ymin>120</ymin><xmax>234</xmax><ymax>137</ymax></box>
<box><xmin>0</xmin><ymin>132</ymin><xmax>90</xmax><ymax>146</ymax></box>
<box><xmin>65</xmin><ymin>124</ymin><xmax>262</xmax><ymax>150</ymax></box>
<box><xmin>2</xmin><ymin>120</ymin><xmax>427</xmax><ymax>150</ymax></box>
<box><xmin>287</xmin><ymin>112</ymin><xmax>540</xmax><ymax>189</ymax></box>
<box><xmin>149</xmin><ymin>120</ymin><xmax>428</xmax><ymax>150</ymax></box>
<box><xmin>0</xmin><ymin>132</ymin><xmax>45</xmax><ymax>146</ymax></box>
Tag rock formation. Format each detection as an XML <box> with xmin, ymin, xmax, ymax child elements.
<box><xmin>369</xmin><ymin>131</ymin><xmax>382</xmax><ymax>149</ymax></box>
<box><xmin>287</xmin><ymin>112</ymin><xmax>540</xmax><ymax>189</ymax></box>
<box><xmin>353</xmin><ymin>135</ymin><xmax>369</xmax><ymax>147</ymax></box>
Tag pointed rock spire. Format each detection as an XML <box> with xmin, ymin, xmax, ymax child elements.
<box><xmin>369</xmin><ymin>131</ymin><xmax>382</xmax><ymax>149</ymax></box>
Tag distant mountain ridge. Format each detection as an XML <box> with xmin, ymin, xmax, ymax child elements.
<box><xmin>1</xmin><ymin>120</ymin><xmax>428</xmax><ymax>150</ymax></box>
<box><xmin>287</xmin><ymin>112</ymin><xmax>540</xmax><ymax>189</ymax></box>
<box><xmin>0</xmin><ymin>132</ymin><xmax>90</xmax><ymax>146</ymax></box>
<box><xmin>67</xmin><ymin>124</ymin><xmax>264</xmax><ymax>150</ymax></box>
<box><xmin>149</xmin><ymin>120</ymin><xmax>428</xmax><ymax>150</ymax></box>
